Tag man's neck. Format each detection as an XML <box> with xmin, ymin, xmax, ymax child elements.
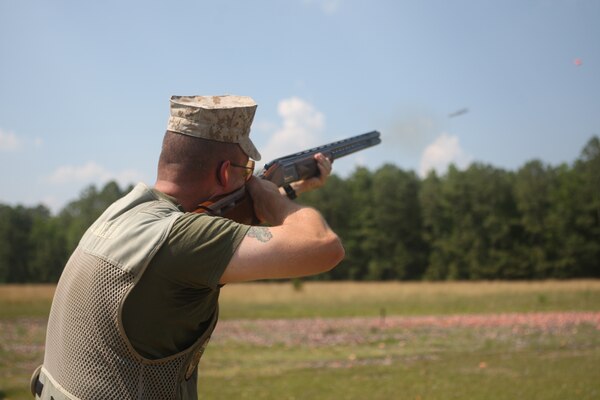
<box><xmin>154</xmin><ymin>180</ymin><xmax>214</xmax><ymax>212</ymax></box>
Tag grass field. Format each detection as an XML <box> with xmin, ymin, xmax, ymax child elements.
<box><xmin>1</xmin><ymin>280</ymin><xmax>599</xmax><ymax>399</ymax></box>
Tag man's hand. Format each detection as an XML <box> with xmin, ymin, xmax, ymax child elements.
<box><xmin>246</xmin><ymin>177</ymin><xmax>300</xmax><ymax>226</ymax></box>
<box><xmin>287</xmin><ymin>153</ymin><xmax>333</xmax><ymax>196</ymax></box>
<box><xmin>245</xmin><ymin>152</ymin><xmax>332</xmax><ymax>224</ymax></box>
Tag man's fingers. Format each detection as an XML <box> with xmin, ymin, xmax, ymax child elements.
<box><xmin>315</xmin><ymin>153</ymin><xmax>332</xmax><ymax>177</ymax></box>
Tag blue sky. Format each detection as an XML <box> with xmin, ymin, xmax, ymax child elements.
<box><xmin>1</xmin><ymin>0</ymin><xmax>598</xmax><ymax>213</ymax></box>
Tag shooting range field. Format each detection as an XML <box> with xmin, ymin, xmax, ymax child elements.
<box><xmin>1</xmin><ymin>280</ymin><xmax>599</xmax><ymax>399</ymax></box>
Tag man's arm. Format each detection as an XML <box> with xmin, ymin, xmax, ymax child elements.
<box><xmin>219</xmin><ymin>177</ymin><xmax>344</xmax><ymax>284</ymax></box>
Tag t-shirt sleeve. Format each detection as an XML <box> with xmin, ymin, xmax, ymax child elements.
<box><xmin>152</xmin><ymin>213</ymin><xmax>250</xmax><ymax>289</ymax></box>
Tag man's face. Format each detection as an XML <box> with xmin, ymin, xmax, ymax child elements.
<box><xmin>228</xmin><ymin>157</ymin><xmax>255</xmax><ymax>189</ymax></box>
<box><xmin>231</xmin><ymin>158</ymin><xmax>254</xmax><ymax>183</ymax></box>
<box><xmin>221</xmin><ymin>144</ymin><xmax>255</xmax><ymax>192</ymax></box>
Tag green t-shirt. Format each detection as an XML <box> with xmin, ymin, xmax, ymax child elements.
<box><xmin>122</xmin><ymin>191</ymin><xmax>249</xmax><ymax>359</ymax></box>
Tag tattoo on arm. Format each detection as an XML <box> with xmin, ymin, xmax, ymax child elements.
<box><xmin>247</xmin><ymin>227</ymin><xmax>273</xmax><ymax>243</ymax></box>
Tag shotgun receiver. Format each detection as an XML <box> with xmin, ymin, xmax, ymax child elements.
<box><xmin>195</xmin><ymin>130</ymin><xmax>381</xmax><ymax>223</ymax></box>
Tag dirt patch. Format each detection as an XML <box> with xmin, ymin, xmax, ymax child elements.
<box><xmin>2</xmin><ymin>312</ymin><xmax>598</xmax><ymax>352</ymax></box>
<box><xmin>211</xmin><ymin>312</ymin><xmax>600</xmax><ymax>347</ymax></box>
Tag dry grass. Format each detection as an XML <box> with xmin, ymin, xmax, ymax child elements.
<box><xmin>220</xmin><ymin>280</ymin><xmax>600</xmax><ymax>303</ymax></box>
<box><xmin>216</xmin><ymin>280</ymin><xmax>600</xmax><ymax>319</ymax></box>
<box><xmin>1</xmin><ymin>280</ymin><xmax>599</xmax><ymax>320</ymax></box>
<box><xmin>0</xmin><ymin>285</ymin><xmax>56</xmax><ymax>319</ymax></box>
<box><xmin>0</xmin><ymin>284</ymin><xmax>55</xmax><ymax>302</ymax></box>
<box><xmin>2</xmin><ymin>280</ymin><xmax>597</xmax><ymax>303</ymax></box>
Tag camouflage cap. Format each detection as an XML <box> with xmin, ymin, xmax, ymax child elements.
<box><xmin>167</xmin><ymin>95</ymin><xmax>261</xmax><ymax>161</ymax></box>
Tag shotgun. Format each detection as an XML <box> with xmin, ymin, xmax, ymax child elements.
<box><xmin>195</xmin><ymin>130</ymin><xmax>381</xmax><ymax>224</ymax></box>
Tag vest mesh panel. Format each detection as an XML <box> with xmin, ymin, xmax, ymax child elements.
<box><xmin>44</xmin><ymin>248</ymin><xmax>190</xmax><ymax>399</ymax></box>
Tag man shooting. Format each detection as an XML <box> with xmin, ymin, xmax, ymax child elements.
<box><xmin>32</xmin><ymin>95</ymin><xmax>344</xmax><ymax>399</ymax></box>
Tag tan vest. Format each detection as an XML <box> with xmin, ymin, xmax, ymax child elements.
<box><xmin>33</xmin><ymin>183</ymin><xmax>217</xmax><ymax>400</ymax></box>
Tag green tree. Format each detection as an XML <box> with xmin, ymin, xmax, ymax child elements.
<box><xmin>0</xmin><ymin>205</ymin><xmax>40</xmax><ymax>282</ymax></box>
<box><xmin>422</xmin><ymin>164</ymin><xmax>520</xmax><ymax>280</ymax></box>
<box><xmin>546</xmin><ymin>164</ymin><xmax>586</xmax><ymax>277</ymax></box>
<box><xmin>28</xmin><ymin>206</ymin><xmax>68</xmax><ymax>282</ymax></box>
<box><xmin>575</xmin><ymin>136</ymin><xmax>600</xmax><ymax>276</ymax></box>
<box><xmin>0</xmin><ymin>205</ymin><xmax>15</xmax><ymax>282</ymax></box>
<box><xmin>58</xmin><ymin>181</ymin><xmax>130</xmax><ymax>254</ymax></box>
<box><xmin>546</xmin><ymin>137</ymin><xmax>600</xmax><ymax>278</ymax></box>
<box><xmin>420</xmin><ymin>170</ymin><xmax>451</xmax><ymax>280</ymax></box>
<box><xmin>424</xmin><ymin>165</ymin><xmax>474</xmax><ymax>279</ymax></box>
<box><xmin>302</xmin><ymin>167</ymin><xmax>377</xmax><ymax>280</ymax></box>
<box><xmin>344</xmin><ymin>167</ymin><xmax>377</xmax><ymax>280</ymax></box>
<box><xmin>367</xmin><ymin>164</ymin><xmax>426</xmax><ymax>280</ymax></box>
<box><xmin>299</xmin><ymin>174</ymin><xmax>353</xmax><ymax>280</ymax></box>
<box><xmin>513</xmin><ymin>160</ymin><xmax>556</xmax><ymax>278</ymax></box>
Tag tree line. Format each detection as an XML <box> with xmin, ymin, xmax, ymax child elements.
<box><xmin>1</xmin><ymin>137</ymin><xmax>598</xmax><ymax>283</ymax></box>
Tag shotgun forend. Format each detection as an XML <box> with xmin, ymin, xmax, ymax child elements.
<box><xmin>260</xmin><ymin>131</ymin><xmax>381</xmax><ymax>187</ymax></box>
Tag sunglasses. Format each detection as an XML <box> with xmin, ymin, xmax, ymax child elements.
<box><xmin>229</xmin><ymin>159</ymin><xmax>255</xmax><ymax>181</ymax></box>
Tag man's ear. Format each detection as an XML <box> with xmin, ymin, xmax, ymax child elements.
<box><xmin>217</xmin><ymin>160</ymin><xmax>230</xmax><ymax>187</ymax></box>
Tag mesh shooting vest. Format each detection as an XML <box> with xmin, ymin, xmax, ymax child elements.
<box><xmin>34</xmin><ymin>183</ymin><xmax>218</xmax><ymax>400</ymax></box>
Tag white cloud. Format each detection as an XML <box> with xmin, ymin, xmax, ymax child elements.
<box><xmin>259</xmin><ymin>97</ymin><xmax>325</xmax><ymax>163</ymax></box>
<box><xmin>48</xmin><ymin>162</ymin><xmax>109</xmax><ymax>184</ymax></box>
<box><xmin>252</xmin><ymin>119</ymin><xmax>279</xmax><ymax>135</ymax></box>
<box><xmin>303</xmin><ymin>0</ymin><xmax>342</xmax><ymax>14</ymax></box>
<box><xmin>0</xmin><ymin>128</ymin><xmax>44</xmax><ymax>151</ymax></box>
<box><xmin>419</xmin><ymin>133</ymin><xmax>472</xmax><ymax>177</ymax></box>
<box><xmin>47</xmin><ymin>161</ymin><xmax>145</xmax><ymax>187</ymax></box>
<box><xmin>0</xmin><ymin>128</ymin><xmax>20</xmax><ymax>151</ymax></box>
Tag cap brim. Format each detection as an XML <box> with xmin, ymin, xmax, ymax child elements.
<box><xmin>239</xmin><ymin>136</ymin><xmax>261</xmax><ymax>161</ymax></box>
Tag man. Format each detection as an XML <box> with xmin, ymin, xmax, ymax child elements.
<box><xmin>31</xmin><ymin>95</ymin><xmax>344</xmax><ymax>399</ymax></box>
